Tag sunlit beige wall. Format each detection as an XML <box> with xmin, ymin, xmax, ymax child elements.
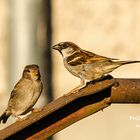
<box><xmin>0</xmin><ymin>0</ymin><xmax>9</xmax><ymax>129</ymax></box>
<box><xmin>52</xmin><ymin>0</ymin><xmax>140</xmax><ymax>140</ymax></box>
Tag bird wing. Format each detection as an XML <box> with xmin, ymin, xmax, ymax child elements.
<box><xmin>8</xmin><ymin>78</ymin><xmax>34</xmax><ymax>110</ymax></box>
<box><xmin>67</xmin><ymin>49</ymin><xmax>118</xmax><ymax>66</ymax></box>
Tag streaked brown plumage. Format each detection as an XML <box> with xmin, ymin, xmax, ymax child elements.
<box><xmin>52</xmin><ymin>41</ymin><xmax>140</xmax><ymax>92</ymax></box>
<box><xmin>0</xmin><ymin>64</ymin><xmax>43</xmax><ymax>123</ymax></box>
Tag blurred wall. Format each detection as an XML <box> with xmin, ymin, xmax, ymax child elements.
<box><xmin>0</xmin><ymin>0</ymin><xmax>9</xmax><ymax>128</ymax></box>
<box><xmin>9</xmin><ymin>0</ymin><xmax>41</xmax><ymax>90</ymax></box>
<box><xmin>52</xmin><ymin>0</ymin><xmax>140</xmax><ymax>140</ymax></box>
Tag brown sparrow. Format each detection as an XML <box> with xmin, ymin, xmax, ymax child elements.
<box><xmin>52</xmin><ymin>41</ymin><xmax>140</xmax><ymax>92</ymax></box>
<box><xmin>0</xmin><ymin>64</ymin><xmax>43</xmax><ymax>123</ymax></box>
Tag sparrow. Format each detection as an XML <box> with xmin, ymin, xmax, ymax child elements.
<box><xmin>52</xmin><ymin>41</ymin><xmax>140</xmax><ymax>92</ymax></box>
<box><xmin>0</xmin><ymin>64</ymin><xmax>43</xmax><ymax>123</ymax></box>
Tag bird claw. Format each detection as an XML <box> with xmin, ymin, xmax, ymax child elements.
<box><xmin>16</xmin><ymin>116</ymin><xmax>29</xmax><ymax>122</ymax></box>
<box><xmin>64</xmin><ymin>88</ymin><xmax>80</xmax><ymax>97</ymax></box>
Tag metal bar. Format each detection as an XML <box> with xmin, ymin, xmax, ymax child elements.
<box><xmin>111</xmin><ymin>79</ymin><xmax>140</xmax><ymax>103</ymax></box>
<box><xmin>0</xmin><ymin>78</ymin><xmax>140</xmax><ymax>140</ymax></box>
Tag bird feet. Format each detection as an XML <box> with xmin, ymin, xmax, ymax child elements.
<box><xmin>64</xmin><ymin>89</ymin><xmax>79</xmax><ymax>97</ymax></box>
<box><xmin>16</xmin><ymin>116</ymin><xmax>29</xmax><ymax>122</ymax></box>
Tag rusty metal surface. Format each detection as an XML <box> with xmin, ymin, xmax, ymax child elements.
<box><xmin>111</xmin><ymin>79</ymin><xmax>140</xmax><ymax>103</ymax></box>
<box><xmin>0</xmin><ymin>78</ymin><xmax>140</xmax><ymax>139</ymax></box>
<box><xmin>0</xmin><ymin>76</ymin><xmax>115</xmax><ymax>140</ymax></box>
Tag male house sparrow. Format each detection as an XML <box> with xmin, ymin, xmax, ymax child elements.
<box><xmin>52</xmin><ymin>41</ymin><xmax>140</xmax><ymax>92</ymax></box>
<box><xmin>0</xmin><ymin>64</ymin><xmax>43</xmax><ymax>123</ymax></box>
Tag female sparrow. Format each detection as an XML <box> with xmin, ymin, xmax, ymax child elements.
<box><xmin>52</xmin><ymin>41</ymin><xmax>140</xmax><ymax>92</ymax></box>
<box><xmin>0</xmin><ymin>64</ymin><xmax>43</xmax><ymax>123</ymax></box>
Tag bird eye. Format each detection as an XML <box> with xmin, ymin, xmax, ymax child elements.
<box><xmin>27</xmin><ymin>69</ymin><xmax>30</xmax><ymax>72</ymax></box>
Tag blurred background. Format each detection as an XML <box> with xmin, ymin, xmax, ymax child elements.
<box><xmin>0</xmin><ymin>0</ymin><xmax>140</xmax><ymax>140</ymax></box>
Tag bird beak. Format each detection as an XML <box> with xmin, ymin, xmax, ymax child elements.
<box><xmin>31</xmin><ymin>70</ymin><xmax>40</xmax><ymax>80</ymax></box>
<box><xmin>52</xmin><ymin>44</ymin><xmax>59</xmax><ymax>50</ymax></box>
<box><xmin>31</xmin><ymin>70</ymin><xmax>38</xmax><ymax>76</ymax></box>
<box><xmin>52</xmin><ymin>44</ymin><xmax>63</xmax><ymax>56</ymax></box>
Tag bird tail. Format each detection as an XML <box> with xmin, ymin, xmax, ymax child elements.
<box><xmin>116</xmin><ymin>60</ymin><xmax>140</xmax><ymax>65</ymax></box>
<box><xmin>0</xmin><ymin>110</ymin><xmax>11</xmax><ymax>124</ymax></box>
